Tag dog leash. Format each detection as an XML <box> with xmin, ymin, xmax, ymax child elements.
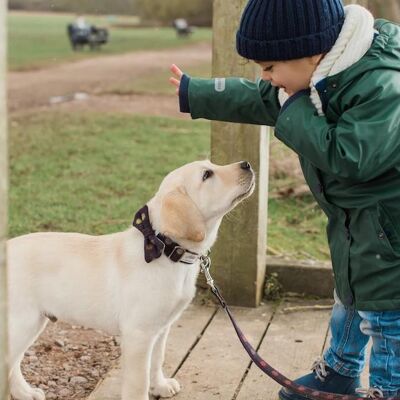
<box><xmin>199</xmin><ymin>255</ymin><xmax>391</xmax><ymax>400</ymax></box>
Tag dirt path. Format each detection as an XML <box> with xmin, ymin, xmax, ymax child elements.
<box><xmin>8</xmin><ymin>42</ymin><xmax>211</xmax><ymax>117</ymax></box>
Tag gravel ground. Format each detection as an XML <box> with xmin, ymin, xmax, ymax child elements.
<box><xmin>18</xmin><ymin>291</ymin><xmax>214</xmax><ymax>400</ymax></box>
<box><xmin>21</xmin><ymin>321</ymin><xmax>121</xmax><ymax>400</ymax></box>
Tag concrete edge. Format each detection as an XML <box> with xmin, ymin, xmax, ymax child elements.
<box><xmin>197</xmin><ymin>256</ymin><xmax>334</xmax><ymax>299</ymax></box>
<box><xmin>266</xmin><ymin>255</ymin><xmax>334</xmax><ymax>298</ymax></box>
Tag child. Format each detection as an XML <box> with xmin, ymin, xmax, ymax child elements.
<box><xmin>169</xmin><ymin>0</ymin><xmax>400</xmax><ymax>398</ymax></box>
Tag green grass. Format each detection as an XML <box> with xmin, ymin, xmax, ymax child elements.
<box><xmin>8</xmin><ymin>12</ymin><xmax>212</xmax><ymax>70</ymax></box>
<box><xmin>268</xmin><ymin>197</ymin><xmax>329</xmax><ymax>260</ymax></box>
<box><xmin>9</xmin><ymin>112</ymin><xmax>211</xmax><ymax>236</ymax></box>
<box><xmin>9</xmin><ymin>112</ymin><xmax>329</xmax><ymax>260</ymax></box>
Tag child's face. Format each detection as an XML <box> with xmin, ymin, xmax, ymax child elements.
<box><xmin>255</xmin><ymin>54</ymin><xmax>324</xmax><ymax>95</ymax></box>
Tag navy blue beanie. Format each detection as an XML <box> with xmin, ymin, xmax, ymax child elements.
<box><xmin>236</xmin><ymin>0</ymin><xmax>345</xmax><ymax>61</ymax></box>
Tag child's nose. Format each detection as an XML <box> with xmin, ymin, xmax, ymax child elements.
<box><xmin>261</xmin><ymin>71</ymin><xmax>272</xmax><ymax>81</ymax></box>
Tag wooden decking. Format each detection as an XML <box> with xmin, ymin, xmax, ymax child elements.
<box><xmin>89</xmin><ymin>298</ymin><xmax>371</xmax><ymax>400</ymax></box>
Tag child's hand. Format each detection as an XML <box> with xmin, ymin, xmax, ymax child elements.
<box><xmin>169</xmin><ymin>64</ymin><xmax>184</xmax><ymax>96</ymax></box>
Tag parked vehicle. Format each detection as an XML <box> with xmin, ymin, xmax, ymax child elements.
<box><xmin>67</xmin><ymin>23</ymin><xmax>109</xmax><ymax>51</ymax></box>
<box><xmin>172</xmin><ymin>18</ymin><xmax>193</xmax><ymax>38</ymax></box>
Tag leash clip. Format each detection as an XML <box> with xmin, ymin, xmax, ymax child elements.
<box><xmin>200</xmin><ymin>254</ymin><xmax>215</xmax><ymax>290</ymax></box>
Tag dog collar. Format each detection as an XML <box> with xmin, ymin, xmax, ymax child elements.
<box><xmin>155</xmin><ymin>232</ymin><xmax>200</xmax><ymax>264</ymax></box>
<box><xmin>132</xmin><ymin>205</ymin><xmax>200</xmax><ymax>265</ymax></box>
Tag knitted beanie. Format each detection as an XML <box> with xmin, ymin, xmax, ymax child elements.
<box><xmin>236</xmin><ymin>0</ymin><xmax>345</xmax><ymax>61</ymax></box>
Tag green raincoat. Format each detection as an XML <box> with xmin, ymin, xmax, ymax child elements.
<box><xmin>181</xmin><ymin>20</ymin><xmax>400</xmax><ymax>311</ymax></box>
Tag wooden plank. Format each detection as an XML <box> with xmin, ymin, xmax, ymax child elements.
<box><xmin>0</xmin><ymin>0</ymin><xmax>8</xmax><ymax>396</ymax></box>
<box><xmin>165</xmin><ymin>305</ymin><xmax>217</xmax><ymax>377</ymax></box>
<box><xmin>174</xmin><ymin>303</ymin><xmax>274</xmax><ymax>400</ymax></box>
<box><xmin>211</xmin><ymin>0</ymin><xmax>270</xmax><ymax>307</ymax></box>
<box><xmin>236</xmin><ymin>301</ymin><xmax>331</xmax><ymax>400</ymax></box>
<box><xmin>88</xmin><ymin>304</ymin><xmax>217</xmax><ymax>400</ymax></box>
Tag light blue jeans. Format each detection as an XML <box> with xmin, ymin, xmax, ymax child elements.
<box><xmin>324</xmin><ymin>291</ymin><xmax>400</xmax><ymax>396</ymax></box>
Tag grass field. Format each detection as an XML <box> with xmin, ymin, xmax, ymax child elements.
<box><xmin>9</xmin><ymin>111</ymin><xmax>329</xmax><ymax>260</ymax></box>
<box><xmin>8</xmin><ymin>12</ymin><xmax>212</xmax><ymax>70</ymax></box>
<box><xmin>9</xmin><ymin>112</ymin><xmax>210</xmax><ymax>236</ymax></box>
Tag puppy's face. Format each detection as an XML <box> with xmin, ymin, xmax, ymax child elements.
<box><xmin>155</xmin><ymin>160</ymin><xmax>255</xmax><ymax>243</ymax></box>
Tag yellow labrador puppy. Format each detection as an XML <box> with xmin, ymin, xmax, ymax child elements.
<box><xmin>7</xmin><ymin>160</ymin><xmax>255</xmax><ymax>400</ymax></box>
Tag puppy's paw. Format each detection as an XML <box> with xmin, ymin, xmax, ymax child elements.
<box><xmin>150</xmin><ymin>378</ymin><xmax>181</xmax><ymax>398</ymax></box>
<box><xmin>10</xmin><ymin>387</ymin><xmax>45</xmax><ymax>400</ymax></box>
<box><xmin>31</xmin><ymin>388</ymin><xmax>46</xmax><ymax>400</ymax></box>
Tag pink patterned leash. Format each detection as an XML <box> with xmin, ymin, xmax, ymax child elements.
<box><xmin>199</xmin><ymin>255</ymin><xmax>394</xmax><ymax>400</ymax></box>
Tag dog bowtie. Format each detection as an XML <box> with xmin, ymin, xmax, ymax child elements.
<box><xmin>132</xmin><ymin>205</ymin><xmax>165</xmax><ymax>263</ymax></box>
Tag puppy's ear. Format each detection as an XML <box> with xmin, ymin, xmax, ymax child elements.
<box><xmin>160</xmin><ymin>187</ymin><xmax>206</xmax><ymax>242</ymax></box>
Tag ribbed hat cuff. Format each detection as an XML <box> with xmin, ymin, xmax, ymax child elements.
<box><xmin>236</xmin><ymin>22</ymin><xmax>344</xmax><ymax>61</ymax></box>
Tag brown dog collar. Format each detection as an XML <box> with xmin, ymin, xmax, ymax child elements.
<box><xmin>133</xmin><ymin>205</ymin><xmax>200</xmax><ymax>265</ymax></box>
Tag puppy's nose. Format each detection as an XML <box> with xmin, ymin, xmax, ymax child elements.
<box><xmin>240</xmin><ymin>161</ymin><xmax>252</xmax><ymax>170</ymax></box>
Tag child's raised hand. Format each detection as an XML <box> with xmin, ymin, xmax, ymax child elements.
<box><xmin>169</xmin><ymin>64</ymin><xmax>184</xmax><ymax>96</ymax></box>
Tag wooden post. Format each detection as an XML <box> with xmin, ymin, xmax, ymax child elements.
<box><xmin>368</xmin><ymin>0</ymin><xmax>400</xmax><ymax>22</ymax></box>
<box><xmin>0</xmin><ymin>0</ymin><xmax>8</xmax><ymax>397</ymax></box>
<box><xmin>211</xmin><ymin>0</ymin><xmax>269</xmax><ymax>307</ymax></box>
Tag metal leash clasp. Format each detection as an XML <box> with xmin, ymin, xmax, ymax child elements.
<box><xmin>200</xmin><ymin>253</ymin><xmax>215</xmax><ymax>291</ymax></box>
<box><xmin>199</xmin><ymin>252</ymin><xmax>226</xmax><ymax>307</ymax></box>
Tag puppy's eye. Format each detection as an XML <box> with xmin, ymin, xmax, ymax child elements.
<box><xmin>202</xmin><ymin>170</ymin><xmax>214</xmax><ymax>181</ymax></box>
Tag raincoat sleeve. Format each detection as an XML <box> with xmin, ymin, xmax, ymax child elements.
<box><xmin>179</xmin><ymin>74</ymin><xmax>281</xmax><ymax>127</ymax></box>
